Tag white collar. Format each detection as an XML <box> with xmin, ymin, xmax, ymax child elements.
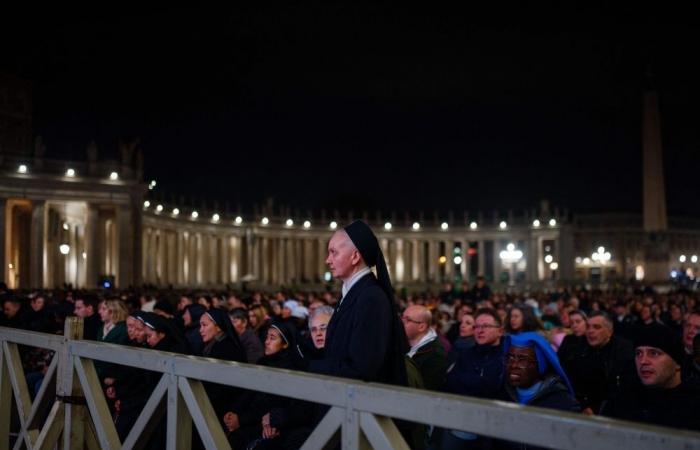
<box><xmin>407</xmin><ymin>328</ymin><xmax>438</xmax><ymax>358</ymax></box>
<box><xmin>341</xmin><ymin>266</ymin><xmax>372</xmax><ymax>300</ymax></box>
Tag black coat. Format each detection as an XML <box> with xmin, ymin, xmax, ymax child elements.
<box><xmin>601</xmin><ymin>382</ymin><xmax>700</xmax><ymax>431</ymax></box>
<box><xmin>559</xmin><ymin>335</ymin><xmax>638</xmax><ymax>413</ymax></box>
<box><xmin>201</xmin><ymin>335</ymin><xmax>247</xmax><ymax>419</ymax></box>
<box><xmin>309</xmin><ymin>273</ymin><xmax>406</xmax><ymax>384</ymax></box>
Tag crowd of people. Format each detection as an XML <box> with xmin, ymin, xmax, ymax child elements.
<box><xmin>2</xmin><ymin>223</ymin><xmax>700</xmax><ymax>450</ymax></box>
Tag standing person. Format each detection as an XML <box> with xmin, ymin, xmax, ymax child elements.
<box><xmin>74</xmin><ymin>295</ymin><xmax>101</xmax><ymax>340</ymax></box>
<box><xmin>310</xmin><ymin>220</ymin><xmax>408</xmax><ymax>386</ymax></box>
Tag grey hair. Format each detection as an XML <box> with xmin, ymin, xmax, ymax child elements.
<box><xmin>309</xmin><ymin>305</ymin><xmax>334</xmax><ymax>330</ymax></box>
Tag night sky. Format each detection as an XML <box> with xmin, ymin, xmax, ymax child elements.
<box><xmin>2</xmin><ymin>5</ymin><xmax>699</xmax><ymax>218</ymax></box>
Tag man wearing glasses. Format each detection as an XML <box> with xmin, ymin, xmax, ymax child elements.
<box><xmin>402</xmin><ymin>305</ymin><xmax>448</xmax><ymax>391</ymax></box>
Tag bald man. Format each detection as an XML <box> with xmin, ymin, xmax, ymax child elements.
<box><xmin>403</xmin><ymin>305</ymin><xmax>447</xmax><ymax>391</ymax></box>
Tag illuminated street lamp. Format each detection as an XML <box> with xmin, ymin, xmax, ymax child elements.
<box><xmin>532</xmin><ymin>219</ymin><xmax>541</xmax><ymax>227</ymax></box>
<box><xmin>470</xmin><ymin>222</ymin><xmax>478</xmax><ymax>230</ymax></box>
<box><xmin>17</xmin><ymin>164</ymin><xmax>28</xmax><ymax>174</ymax></box>
<box><xmin>330</xmin><ymin>221</ymin><xmax>338</xmax><ymax>230</ymax></box>
<box><xmin>303</xmin><ymin>221</ymin><xmax>311</xmax><ymax>229</ymax></box>
<box><xmin>412</xmin><ymin>222</ymin><xmax>420</xmax><ymax>231</ymax></box>
<box><xmin>499</xmin><ymin>221</ymin><xmax>507</xmax><ymax>230</ymax></box>
<box><xmin>109</xmin><ymin>172</ymin><xmax>119</xmax><ymax>180</ymax></box>
<box><xmin>285</xmin><ymin>218</ymin><xmax>294</xmax><ymax>227</ymax></box>
<box><xmin>499</xmin><ymin>243</ymin><xmax>523</xmax><ymax>286</ymax></box>
<box><xmin>261</xmin><ymin>217</ymin><xmax>269</xmax><ymax>226</ymax></box>
<box><xmin>592</xmin><ymin>246</ymin><xmax>612</xmax><ymax>264</ymax></box>
<box><xmin>549</xmin><ymin>219</ymin><xmax>557</xmax><ymax>227</ymax></box>
<box><xmin>384</xmin><ymin>222</ymin><xmax>392</xmax><ymax>231</ymax></box>
<box><xmin>59</xmin><ymin>244</ymin><xmax>70</xmax><ymax>255</ymax></box>
<box><xmin>234</xmin><ymin>216</ymin><xmax>243</xmax><ymax>225</ymax></box>
<box><xmin>679</xmin><ymin>255</ymin><xmax>687</xmax><ymax>263</ymax></box>
<box><xmin>441</xmin><ymin>222</ymin><xmax>449</xmax><ymax>231</ymax></box>
<box><xmin>66</xmin><ymin>168</ymin><xmax>76</xmax><ymax>177</ymax></box>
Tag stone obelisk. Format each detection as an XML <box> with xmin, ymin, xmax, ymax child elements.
<box><xmin>642</xmin><ymin>76</ymin><xmax>670</xmax><ymax>282</ymax></box>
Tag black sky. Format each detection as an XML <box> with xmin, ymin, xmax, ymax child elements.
<box><xmin>2</xmin><ymin>5</ymin><xmax>699</xmax><ymax>217</ymax></box>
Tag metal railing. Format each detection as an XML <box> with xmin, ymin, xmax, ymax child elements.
<box><xmin>1</xmin><ymin>319</ymin><xmax>699</xmax><ymax>450</ymax></box>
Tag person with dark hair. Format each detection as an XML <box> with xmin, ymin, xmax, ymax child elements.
<box><xmin>2</xmin><ymin>297</ymin><xmax>28</xmax><ymax>329</ymax></box>
<box><xmin>505</xmin><ymin>303</ymin><xmax>543</xmax><ymax>335</ymax></box>
<box><xmin>182</xmin><ymin>303</ymin><xmax>206</xmax><ymax>356</ymax></box>
<box><xmin>229</xmin><ymin>307</ymin><xmax>264</xmax><ymax>363</ymax></box>
<box><xmin>497</xmin><ymin>332</ymin><xmax>580</xmax><ymax>449</ymax></box>
<box><xmin>562</xmin><ymin>311</ymin><xmax>637</xmax><ymax>415</ymax></box>
<box><xmin>470</xmin><ymin>276</ymin><xmax>492</xmax><ymax>302</ymax></box>
<box><xmin>142</xmin><ymin>313</ymin><xmax>189</xmax><ymax>354</ymax></box>
<box><xmin>557</xmin><ymin>310</ymin><xmax>588</xmax><ymax>381</ymax></box>
<box><xmin>199</xmin><ymin>308</ymin><xmax>247</xmax><ymax>421</ymax></box>
<box><xmin>223</xmin><ymin>321</ymin><xmax>300</xmax><ymax>449</ymax></box>
<box><xmin>602</xmin><ymin>324</ymin><xmax>700</xmax><ymax>431</ymax></box>
<box><xmin>74</xmin><ymin>294</ymin><xmax>101</xmax><ymax>340</ymax></box>
<box><xmin>310</xmin><ymin>220</ymin><xmax>408</xmax><ymax>386</ymax></box>
<box><xmin>441</xmin><ymin>308</ymin><xmax>505</xmax><ymax>449</ymax></box>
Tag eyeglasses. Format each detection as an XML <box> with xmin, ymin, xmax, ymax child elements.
<box><xmin>310</xmin><ymin>324</ymin><xmax>328</xmax><ymax>333</ymax></box>
<box><xmin>473</xmin><ymin>324</ymin><xmax>500</xmax><ymax>330</ymax></box>
<box><xmin>504</xmin><ymin>354</ymin><xmax>538</xmax><ymax>367</ymax></box>
<box><xmin>401</xmin><ymin>316</ymin><xmax>424</xmax><ymax>325</ymax></box>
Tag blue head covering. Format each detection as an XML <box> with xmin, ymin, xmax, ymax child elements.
<box><xmin>504</xmin><ymin>331</ymin><xmax>574</xmax><ymax>396</ymax></box>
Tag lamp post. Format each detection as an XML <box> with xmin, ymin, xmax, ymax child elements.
<box><xmin>499</xmin><ymin>243</ymin><xmax>523</xmax><ymax>286</ymax></box>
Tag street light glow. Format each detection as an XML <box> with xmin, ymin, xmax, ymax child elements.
<box><xmin>286</xmin><ymin>218</ymin><xmax>294</xmax><ymax>227</ymax></box>
<box><xmin>441</xmin><ymin>222</ymin><xmax>449</xmax><ymax>231</ymax></box>
<box><xmin>549</xmin><ymin>219</ymin><xmax>557</xmax><ymax>227</ymax></box>
<box><xmin>470</xmin><ymin>222</ymin><xmax>478</xmax><ymax>230</ymax></box>
<box><xmin>191</xmin><ymin>211</ymin><xmax>199</xmax><ymax>219</ymax></box>
<box><xmin>109</xmin><ymin>172</ymin><xmax>119</xmax><ymax>180</ymax></box>
<box><xmin>412</xmin><ymin>222</ymin><xmax>420</xmax><ymax>231</ymax></box>
<box><xmin>499</xmin><ymin>221</ymin><xmax>507</xmax><ymax>230</ymax></box>
<box><xmin>234</xmin><ymin>216</ymin><xmax>243</xmax><ymax>225</ymax></box>
<box><xmin>330</xmin><ymin>221</ymin><xmax>338</xmax><ymax>230</ymax></box>
<box><xmin>17</xmin><ymin>164</ymin><xmax>27</xmax><ymax>174</ymax></box>
<box><xmin>212</xmin><ymin>214</ymin><xmax>220</xmax><ymax>222</ymax></box>
<box><xmin>303</xmin><ymin>220</ymin><xmax>311</xmax><ymax>229</ymax></box>
<box><xmin>384</xmin><ymin>222</ymin><xmax>392</xmax><ymax>231</ymax></box>
<box><xmin>261</xmin><ymin>217</ymin><xmax>269</xmax><ymax>225</ymax></box>
<box><xmin>532</xmin><ymin>219</ymin><xmax>541</xmax><ymax>227</ymax></box>
<box><xmin>59</xmin><ymin>244</ymin><xmax>70</xmax><ymax>255</ymax></box>
<box><xmin>544</xmin><ymin>255</ymin><xmax>554</xmax><ymax>264</ymax></box>
<box><xmin>66</xmin><ymin>168</ymin><xmax>76</xmax><ymax>177</ymax></box>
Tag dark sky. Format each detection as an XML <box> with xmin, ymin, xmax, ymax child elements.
<box><xmin>2</xmin><ymin>5</ymin><xmax>699</xmax><ymax>218</ymax></box>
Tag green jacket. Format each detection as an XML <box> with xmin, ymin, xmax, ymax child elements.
<box><xmin>95</xmin><ymin>321</ymin><xmax>128</xmax><ymax>380</ymax></box>
<box><xmin>411</xmin><ymin>337</ymin><xmax>448</xmax><ymax>392</ymax></box>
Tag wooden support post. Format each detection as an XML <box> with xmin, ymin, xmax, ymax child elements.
<box><xmin>61</xmin><ymin>317</ymin><xmax>85</xmax><ymax>450</ymax></box>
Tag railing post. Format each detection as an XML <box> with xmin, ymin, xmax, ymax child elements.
<box><xmin>60</xmin><ymin>317</ymin><xmax>84</xmax><ymax>450</ymax></box>
<box><xmin>0</xmin><ymin>337</ymin><xmax>10</xmax><ymax>450</ymax></box>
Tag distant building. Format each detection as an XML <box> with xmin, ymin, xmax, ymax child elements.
<box><xmin>1</xmin><ymin>77</ymin><xmax>698</xmax><ymax>290</ymax></box>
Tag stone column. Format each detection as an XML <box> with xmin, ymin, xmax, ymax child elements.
<box><xmin>115</xmin><ymin>206</ymin><xmax>135</xmax><ymax>288</ymax></box>
<box><xmin>261</xmin><ymin>237</ymin><xmax>269</xmax><ymax>285</ymax></box>
<box><xmin>30</xmin><ymin>201</ymin><xmax>46</xmax><ymax>288</ymax></box>
<box><xmin>478</xmin><ymin>240</ymin><xmax>485</xmax><ymax>277</ymax></box>
<box><xmin>527</xmin><ymin>235</ymin><xmax>539</xmax><ymax>282</ymax></box>
<box><xmin>428</xmin><ymin>240</ymin><xmax>438</xmax><ymax>282</ymax></box>
<box><xmin>0</xmin><ymin>198</ymin><xmax>6</xmax><ymax>284</ymax></box>
<box><xmin>493</xmin><ymin>241</ymin><xmax>501</xmax><ymax>283</ymax></box>
<box><xmin>411</xmin><ymin>239</ymin><xmax>420</xmax><ymax>282</ymax></box>
<box><xmin>460</xmin><ymin>239</ymin><xmax>468</xmax><ymax>281</ymax></box>
<box><xmin>444</xmin><ymin>240</ymin><xmax>453</xmax><ymax>280</ymax></box>
<box><xmin>395</xmin><ymin>238</ymin><xmax>405</xmax><ymax>283</ymax></box>
<box><xmin>318</xmin><ymin>238</ymin><xmax>326</xmax><ymax>280</ymax></box>
<box><xmin>85</xmin><ymin>203</ymin><xmax>100</xmax><ymax>288</ymax></box>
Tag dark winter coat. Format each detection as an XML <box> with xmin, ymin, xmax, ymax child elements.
<box><xmin>411</xmin><ymin>337</ymin><xmax>448</xmax><ymax>391</ymax></box>
<box><xmin>309</xmin><ymin>273</ymin><xmax>406</xmax><ymax>384</ymax></box>
<box><xmin>559</xmin><ymin>335</ymin><xmax>638</xmax><ymax>413</ymax></box>
<box><xmin>445</xmin><ymin>341</ymin><xmax>504</xmax><ymax>399</ymax></box>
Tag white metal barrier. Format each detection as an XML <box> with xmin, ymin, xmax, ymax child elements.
<box><xmin>1</xmin><ymin>318</ymin><xmax>700</xmax><ymax>450</ymax></box>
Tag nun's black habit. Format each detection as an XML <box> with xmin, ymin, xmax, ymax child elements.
<box><xmin>310</xmin><ymin>220</ymin><xmax>408</xmax><ymax>386</ymax></box>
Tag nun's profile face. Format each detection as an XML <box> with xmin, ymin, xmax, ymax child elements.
<box><xmin>145</xmin><ymin>328</ymin><xmax>165</xmax><ymax>348</ymax></box>
<box><xmin>326</xmin><ymin>231</ymin><xmax>361</xmax><ymax>281</ymax></box>
<box><xmin>199</xmin><ymin>314</ymin><xmax>222</xmax><ymax>343</ymax></box>
<box><xmin>265</xmin><ymin>328</ymin><xmax>288</xmax><ymax>355</ymax></box>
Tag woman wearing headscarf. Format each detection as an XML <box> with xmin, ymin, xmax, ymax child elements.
<box><xmin>496</xmin><ymin>332</ymin><xmax>580</xmax><ymax>449</ymax></box>
<box><xmin>223</xmin><ymin>321</ymin><xmax>300</xmax><ymax>449</ymax></box>
<box><xmin>183</xmin><ymin>303</ymin><xmax>206</xmax><ymax>355</ymax></box>
<box><xmin>199</xmin><ymin>308</ymin><xmax>247</xmax><ymax>422</ymax></box>
<box><xmin>310</xmin><ymin>220</ymin><xmax>408</xmax><ymax>386</ymax></box>
<box><xmin>143</xmin><ymin>313</ymin><xmax>189</xmax><ymax>354</ymax></box>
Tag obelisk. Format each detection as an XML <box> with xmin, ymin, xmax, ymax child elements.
<box><xmin>642</xmin><ymin>74</ymin><xmax>670</xmax><ymax>282</ymax></box>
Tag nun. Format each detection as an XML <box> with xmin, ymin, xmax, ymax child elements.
<box><xmin>199</xmin><ymin>307</ymin><xmax>247</xmax><ymax>422</ymax></box>
<box><xmin>310</xmin><ymin>220</ymin><xmax>408</xmax><ymax>386</ymax></box>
